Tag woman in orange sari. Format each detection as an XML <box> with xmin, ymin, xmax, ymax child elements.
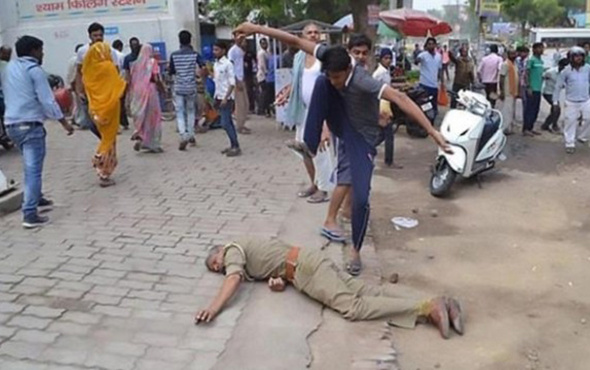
<box><xmin>82</xmin><ymin>42</ymin><xmax>126</xmax><ymax>187</ymax></box>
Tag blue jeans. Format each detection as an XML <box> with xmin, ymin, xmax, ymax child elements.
<box><xmin>6</xmin><ymin>123</ymin><xmax>46</xmax><ymax>220</ymax></box>
<box><xmin>217</xmin><ymin>99</ymin><xmax>240</xmax><ymax>148</ymax></box>
<box><xmin>174</xmin><ymin>93</ymin><xmax>196</xmax><ymax>141</ymax></box>
<box><xmin>523</xmin><ymin>91</ymin><xmax>541</xmax><ymax>132</ymax></box>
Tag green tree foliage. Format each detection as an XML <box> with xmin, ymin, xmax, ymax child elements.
<box><xmin>502</xmin><ymin>0</ymin><xmax>564</xmax><ymax>31</ymax></box>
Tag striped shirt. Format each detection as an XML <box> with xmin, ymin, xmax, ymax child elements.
<box><xmin>169</xmin><ymin>46</ymin><xmax>204</xmax><ymax>95</ymax></box>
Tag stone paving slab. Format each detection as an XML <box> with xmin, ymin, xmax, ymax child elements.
<box><xmin>0</xmin><ymin>118</ymin><xmax>302</xmax><ymax>369</ymax></box>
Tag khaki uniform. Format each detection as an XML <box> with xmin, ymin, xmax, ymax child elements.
<box><xmin>224</xmin><ymin>238</ymin><xmax>431</xmax><ymax>329</ymax></box>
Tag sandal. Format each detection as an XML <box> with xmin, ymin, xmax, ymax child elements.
<box><xmin>133</xmin><ymin>140</ymin><xmax>142</xmax><ymax>152</ymax></box>
<box><xmin>99</xmin><ymin>178</ymin><xmax>116</xmax><ymax>188</ymax></box>
<box><xmin>297</xmin><ymin>186</ymin><xmax>316</xmax><ymax>198</ymax></box>
<box><xmin>346</xmin><ymin>259</ymin><xmax>362</xmax><ymax>276</ymax></box>
<box><xmin>307</xmin><ymin>191</ymin><xmax>329</xmax><ymax>204</ymax></box>
<box><xmin>320</xmin><ymin>227</ymin><xmax>346</xmax><ymax>243</ymax></box>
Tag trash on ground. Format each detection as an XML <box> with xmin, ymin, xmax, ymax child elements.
<box><xmin>391</xmin><ymin>217</ymin><xmax>419</xmax><ymax>229</ymax></box>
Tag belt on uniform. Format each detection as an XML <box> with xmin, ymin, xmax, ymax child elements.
<box><xmin>284</xmin><ymin>246</ymin><xmax>300</xmax><ymax>282</ymax></box>
<box><xmin>6</xmin><ymin>121</ymin><xmax>43</xmax><ymax>128</ymax></box>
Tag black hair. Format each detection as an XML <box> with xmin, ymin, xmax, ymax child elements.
<box><xmin>489</xmin><ymin>44</ymin><xmax>498</xmax><ymax>54</ymax></box>
<box><xmin>322</xmin><ymin>46</ymin><xmax>351</xmax><ymax>73</ymax></box>
<box><xmin>179</xmin><ymin>30</ymin><xmax>192</xmax><ymax>46</ymax></box>
<box><xmin>348</xmin><ymin>34</ymin><xmax>372</xmax><ymax>50</ymax></box>
<box><xmin>112</xmin><ymin>40</ymin><xmax>123</xmax><ymax>50</ymax></box>
<box><xmin>583</xmin><ymin>41</ymin><xmax>590</xmax><ymax>47</ymax></box>
<box><xmin>87</xmin><ymin>22</ymin><xmax>104</xmax><ymax>35</ymax></box>
<box><xmin>15</xmin><ymin>35</ymin><xmax>43</xmax><ymax>58</ymax></box>
<box><xmin>532</xmin><ymin>42</ymin><xmax>543</xmax><ymax>50</ymax></box>
<box><xmin>214</xmin><ymin>40</ymin><xmax>227</xmax><ymax>51</ymax></box>
<box><xmin>558</xmin><ymin>58</ymin><xmax>570</xmax><ymax>68</ymax></box>
<box><xmin>74</xmin><ymin>43</ymin><xmax>84</xmax><ymax>52</ymax></box>
<box><xmin>424</xmin><ymin>37</ymin><xmax>437</xmax><ymax>47</ymax></box>
<box><xmin>129</xmin><ymin>37</ymin><xmax>140</xmax><ymax>44</ymax></box>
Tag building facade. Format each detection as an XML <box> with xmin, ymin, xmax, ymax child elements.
<box><xmin>0</xmin><ymin>0</ymin><xmax>199</xmax><ymax>78</ymax></box>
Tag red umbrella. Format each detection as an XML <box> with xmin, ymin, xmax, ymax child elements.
<box><xmin>379</xmin><ymin>9</ymin><xmax>452</xmax><ymax>37</ymax></box>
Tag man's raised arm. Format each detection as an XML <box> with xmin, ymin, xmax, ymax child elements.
<box><xmin>195</xmin><ymin>274</ymin><xmax>242</xmax><ymax>324</ymax></box>
<box><xmin>234</xmin><ymin>23</ymin><xmax>316</xmax><ymax>56</ymax></box>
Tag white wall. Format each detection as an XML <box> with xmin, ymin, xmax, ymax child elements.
<box><xmin>0</xmin><ymin>0</ymin><xmax>198</xmax><ymax>78</ymax></box>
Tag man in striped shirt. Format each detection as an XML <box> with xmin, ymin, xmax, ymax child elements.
<box><xmin>169</xmin><ymin>30</ymin><xmax>204</xmax><ymax>150</ymax></box>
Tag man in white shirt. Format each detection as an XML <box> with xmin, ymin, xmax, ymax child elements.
<box><xmin>256</xmin><ymin>38</ymin><xmax>269</xmax><ymax>115</ymax></box>
<box><xmin>373</xmin><ymin>48</ymin><xmax>401</xmax><ymax>169</ymax></box>
<box><xmin>214</xmin><ymin>41</ymin><xmax>241</xmax><ymax>157</ymax></box>
<box><xmin>228</xmin><ymin>35</ymin><xmax>251</xmax><ymax>134</ymax></box>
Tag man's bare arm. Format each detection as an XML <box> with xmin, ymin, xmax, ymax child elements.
<box><xmin>381</xmin><ymin>86</ymin><xmax>452</xmax><ymax>154</ymax></box>
<box><xmin>75</xmin><ymin>64</ymin><xmax>85</xmax><ymax>98</ymax></box>
<box><xmin>195</xmin><ymin>274</ymin><xmax>242</xmax><ymax>324</ymax></box>
<box><xmin>235</xmin><ymin>23</ymin><xmax>316</xmax><ymax>56</ymax></box>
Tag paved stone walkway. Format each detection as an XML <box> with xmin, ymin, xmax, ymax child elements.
<box><xmin>0</xmin><ymin>118</ymin><xmax>302</xmax><ymax>370</ymax></box>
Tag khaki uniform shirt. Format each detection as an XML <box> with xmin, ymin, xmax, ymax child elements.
<box><xmin>223</xmin><ymin>238</ymin><xmax>292</xmax><ymax>280</ymax></box>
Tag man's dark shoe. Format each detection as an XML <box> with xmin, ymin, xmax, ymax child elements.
<box><xmin>225</xmin><ymin>148</ymin><xmax>242</xmax><ymax>157</ymax></box>
<box><xmin>179</xmin><ymin>140</ymin><xmax>188</xmax><ymax>151</ymax></box>
<box><xmin>22</xmin><ymin>215</ymin><xmax>49</xmax><ymax>229</ymax></box>
<box><xmin>446</xmin><ymin>297</ymin><xmax>464</xmax><ymax>335</ymax></box>
<box><xmin>189</xmin><ymin>137</ymin><xmax>196</xmax><ymax>146</ymax></box>
<box><xmin>428</xmin><ymin>297</ymin><xmax>450</xmax><ymax>339</ymax></box>
<box><xmin>221</xmin><ymin>147</ymin><xmax>231</xmax><ymax>155</ymax></box>
<box><xmin>38</xmin><ymin>198</ymin><xmax>54</xmax><ymax>212</ymax></box>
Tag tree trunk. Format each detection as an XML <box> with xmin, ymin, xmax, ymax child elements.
<box><xmin>350</xmin><ymin>0</ymin><xmax>379</xmax><ymax>42</ymax></box>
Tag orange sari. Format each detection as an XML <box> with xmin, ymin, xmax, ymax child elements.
<box><xmin>82</xmin><ymin>42</ymin><xmax>126</xmax><ymax>180</ymax></box>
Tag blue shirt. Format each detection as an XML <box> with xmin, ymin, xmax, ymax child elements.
<box><xmin>266</xmin><ymin>55</ymin><xmax>279</xmax><ymax>83</ymax></box>
<box><xmin>417</xmin><ymin>51</ymin><xmax>442</xmax><ymax>88</ymax></box>
<box><xmin>553</xmin><ymin>64</ymin><xmax>590</xmax><ymax>103</ymax></box>
<box><xmin>2</xmin><ymin>57</ymin><xmax>64</xmax><ymax>125</ymax></box>
<box><xmin>169</xmin><ymin>46</ymin><xmax>204</xmax><ymax>95</ymax></box>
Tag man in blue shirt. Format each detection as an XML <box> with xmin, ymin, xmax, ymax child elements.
<box><xmin>3</xmin><ymin>36</ymin><xmax>74</xmax><ymax>229</ymax></box>
<box><xmin>169</xmin><ymin>30</ymin><xmax>204</xmax><ymax>151</ymax></box>
<box><xmin>415</xmin><ymin>37</ymin><xmax>443</xmax><ymax>119</ymax></box>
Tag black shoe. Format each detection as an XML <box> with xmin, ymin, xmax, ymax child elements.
<box><xmin>38</xmin><ymin>198</ymin><xmax>54</xmax><ymax>212</ymax></box>
<box><xmin>179</xmin><ymin>140</ymin><xmax>188</xmax><ymax>151</ymax></box>
<box><xmin>221</xmin><ymin>147</ymin><xmax>231</xmax><ymax>154</ymax></box>
<box><xmin>225</xmin><ymin>147</ymin><xmax>242</xmax><ymax>157</ymax></box>
<box><xmin>188</xmin><ymin>137</ymin><xmax>196</xmax><ymax>146</ymax></box>
<box><xmin>22</xmin><ymin>215</ymin><xmax>49</xmax><ymax>229</ymax></box>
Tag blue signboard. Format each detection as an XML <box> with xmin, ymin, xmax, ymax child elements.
<box><xmin>104</xmin><ymin>26</ymin><xmax>119</xmax><ymax>36</ymax></box>
<box><xmin>150</xmin><ymin>42</ymin><xmax>167</xmax><ymax>61</ymax></box>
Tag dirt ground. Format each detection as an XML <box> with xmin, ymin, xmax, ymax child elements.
<box><xmin>370</xmin><ymin>124</ymin><xmax>590</xmax><ymax>370</ymax></box>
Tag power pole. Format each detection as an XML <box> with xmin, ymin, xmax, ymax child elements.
<box><xmin>193</xmin><ymin>0</ymin><xmax>202</xmax><ymax>52</ymax></box>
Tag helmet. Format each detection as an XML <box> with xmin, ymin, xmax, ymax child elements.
<box><xmin>570</xmin><ymin>46</ymin><xmax>586</xmax><ymax>56</ymax></box>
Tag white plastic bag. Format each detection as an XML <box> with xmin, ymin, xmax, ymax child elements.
<box><xmin>313</xmin><ymin>144</ymin><xmax>337</xmax><ymax>192</ymax></box>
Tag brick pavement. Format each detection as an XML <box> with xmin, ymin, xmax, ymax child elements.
<box><xmin>0</xmin><ymin>118</ymin><xmax>303</xmax><ymax>370</ymax></box>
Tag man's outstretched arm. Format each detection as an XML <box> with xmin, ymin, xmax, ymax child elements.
<box><xmin>381</xmin><ymin>86</ymin><xmax>452</xmax><ymax>154</ymax></box>
<box><xmin>234</xmin><ymin>23</ymin><xmax>316</xmax><ymax>56</ymax></box>
<box><xmin>195</xmin><ymin>274</ymin><xmax>242</xmax><ymax>324</ymax></box>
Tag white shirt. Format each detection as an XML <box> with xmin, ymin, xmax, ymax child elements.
<box><xmin>228</xmin><ymin>44</ymin><xmax>245</xmax><ymax>81</ymax></box>
<box><xmin>66</xmin><ymin>55</ymin><xmax>78</xmax><ymax>86</ymax></box>
<box><xmin>301</xmin><ymin>58</ymin><xmax>322</xmax><ymax>107</ymax></box>
<box><xmin>76</xmin><ymin>43</ymin><xmax>118</xmax><ymax>66</ymax></box>
<box><xmin>372</xmin><ymin>63</ymin><xmax>391</xmax><ymax>85</ymax></box>
<box><xmin>214</xmin><ymin>56</ymin><xmax>236</xmax><ymax>100</ymax></box>
<box><xmin>114</xmin><ymin>50</ymin><xmax>125</xmax><ymax>73</ymax></box>
<box><xmin>256</xmin><ymin>49</ymin><xmax>268</xmax><ymax>83</ymax></box>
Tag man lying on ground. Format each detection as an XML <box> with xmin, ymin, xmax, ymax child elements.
<box><xmin>195</xmin><ymin>237</ymin><xmax>464</xmax><ymax>339</ymax></box>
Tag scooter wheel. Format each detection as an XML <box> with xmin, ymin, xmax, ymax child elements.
<box><xmin>430</xmin><ymin>158</ymin><xmax>457</xmax><ymax>198</ymax></box>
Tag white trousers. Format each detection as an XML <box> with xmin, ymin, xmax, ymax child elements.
<box><xmin>563</xmin><ymin>100</ymin><xmax>590</xmax><ymax>148</ymax></box>
<box><xmin>500</xmin><ymin>96</ymin><xmax>516</xmax><ymax>133</ymax></box>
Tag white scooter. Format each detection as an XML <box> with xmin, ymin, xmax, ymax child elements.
<box><xmin>0</xmin><ymin>169</ymin><xmax>23</xmax><ymax>214</ymax></box>
<box><xmin>430</xmin><ymin>90</ymin><xmax>507</xmax><ymax>197</ymax></box>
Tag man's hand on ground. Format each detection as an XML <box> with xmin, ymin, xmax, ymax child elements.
<box><xmin>195</xmin><ymin>308</ymin><xmax>218</xmax><ymax>324</ymax></box>
<box><xmin>268</xmin><ymin>277</ymin><xmax>286</xmax><ymax>292</ymax></box>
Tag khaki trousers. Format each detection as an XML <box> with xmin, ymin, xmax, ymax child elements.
<box><xmin>235</xmin><ymin>82</ymin><xmax>249</xmax><ymax>130</ymax></box>
<box><xmin>293</xmin><ymin>250</ymin><xmax>429</xmax><ymax>328</ymax></box>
